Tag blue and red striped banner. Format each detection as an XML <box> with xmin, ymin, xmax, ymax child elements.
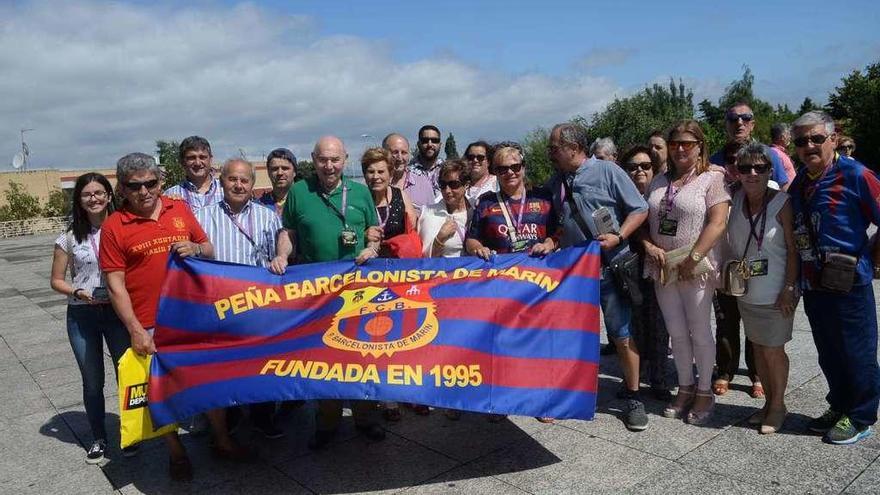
<box><xmin>148</xmin><ymin>243</ymin><xmax>602</xmax><ymax>426</ymax></box>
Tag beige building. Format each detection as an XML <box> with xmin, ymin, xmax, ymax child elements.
<box><xmin>0</xmin><ymin>164</ymin><xmax>274</xmax><ymax>208</ymax></box>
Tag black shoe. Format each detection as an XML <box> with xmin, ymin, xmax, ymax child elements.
<box><xmin>651</xmin><ymin>386</ymin><xmax>673</xmax><ymax>402</ymax></box>
<box><xmin>808</xmin><ymin>408</ymin><xmax>842</xmax><ymax>433</ymax></box>
<box><xmin>122</xmin><ymin>444</ymin><xmax>140</xmax><ymax>458</ymax></box>
<box><xmin>85</xmin><ymin>439</ymin><xmax>106</xmax><ymax>464</ymax></box>
<box><xmin>600</xmin><ymin>343</ymin><xmax>617</xmax><ymax>356</ymax></box>
<box><xmin>624</xmin><ymin>399</ymin><xmax>649</xmax><ymax>431</ymax></box>
<box><xmin>356</xmin><ymin>424</ymin><xmax>386</xmax><ymax>442</ymax></box>
<box><xmin>308</xmin><ymin>429</ymin><xmax>336</xmax><ymax>450</ymax></box>
<box><xmin>253</xmin><ymin>421</ymin><xmax>286</xmax><ymax>439</ymax></box>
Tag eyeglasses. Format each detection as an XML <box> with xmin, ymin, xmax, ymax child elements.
<box><xmin>465</xmin><ymin>153</ymin><xmax>487</xmax><ymax>162</ymax></box>
<box><xmin>793</xmin><ymin>134</ymin><xmax>829</xmax><ymax>147</ymax></box>
<box><xmin>624</xmin><ymin>162</ymin><xmax>652</xmax><ymax>173</ymax></box>
<box><xmin>667</xmin><ymin>140</ymin><xmax>701</xmax><ymax>151</ymax></box>
<box><xmin>123</xmin><ymin>179</ymin><xmax>160</xmax><ymax>191</ymax></box>
<box><xmin>419</xmin><ymin>137</ymin><xmax>441</xmax><ymax>144</ymax></box>
<box><xmin>492</xmin><ymin>163</ymin><xmax>524</xmax><ymax>175</ymax></box>
<box><xmin>726</xmin><ymin>112</ymin><xmax>754</xmax><ymax>123</ymax></box>
<box><xmin>80</xmin><ymin>190</ymin><xmax>109</xmax><ymax>200</ymax></box>
<box><xmin>439</xmin><ymin>180</ymin><xmax>464</xmax><ymax>190</ymax></box>
<box><xmin>736</xmin><ymin>163</ymin><xmax>771</xmax><ymax>175</ymax></box>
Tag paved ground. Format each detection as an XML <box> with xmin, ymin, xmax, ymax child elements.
<box><xmin>1</xmin><ymin>233</ymin><xmax>880</xmax><ymax>494</ymax></box>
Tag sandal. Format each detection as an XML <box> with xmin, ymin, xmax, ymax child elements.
<box><xmin>712</xmin><ymin>379</ymin><xmax>730</xmax><ymax>396</ymax></box>
<box><xmin>750</xmin><ymin>382</ymin><xmax>765</xmax><ymax>399</ymax></box>
<box><xmin>663</xmin><ymin>386</ymin><xmax>695</xmax><ymax>419</ymax></box>
<box><xmin>535</xmin><ymin>417</ymin><xmax>555</xmax><ymax>423</ymax></box>
<box><xmin>748</xmin><ymin>407</ymin><xmax>766</xmax><ymax>426</ymax></box>
<box><xmin>686</xmin><ymin>391</ymin><xmax>715</xmax><ymax>426</ymax></box>
<box><xmin>760</xmin><ymin>407</ymin><xmax>787</xmax><ymax>435</ymax></box>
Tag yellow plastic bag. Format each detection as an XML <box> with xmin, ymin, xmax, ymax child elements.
<box><xmin>118</xmin><ymin>348</ymin><xmax>177</xmax><ymax>448</ymax></box>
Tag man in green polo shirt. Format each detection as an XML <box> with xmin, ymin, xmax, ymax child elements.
<box><xmin>270</xmin><ymin>135</ymin><xmax>384</xmax><ymax>449</ymax></box>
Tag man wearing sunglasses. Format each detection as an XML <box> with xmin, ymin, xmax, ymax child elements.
<box><xmin>164</xmin><ymin>136</ymin><xmax>224</xmax><ymax>212</ymax></box>
<box><xmin>405</xmin><ymin>124</ymin><xmax>444</xmax><ymax>213</ymax></box>
<box><xmin>547</xmin><ymin>123</ymin><xmax>650</xmax><ymax>432</ymax></box>
<box><xmin>788</xmin><ymin>111</ymin><xmax>880</xmax><ymax>446</ymax></box>
<box><xmin>709</xmin><ymin>102</ymin><xmax>790</xmax><ymax>191</ymax></box>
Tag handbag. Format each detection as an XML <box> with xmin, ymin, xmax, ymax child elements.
<box><xmin>801</xmin><ymin>187</ymin><xmax>858</xmax><ymax>293</ymax></box>
<box><xmin>660</xmin><ymin>245</ymin><xmax>713</xmax><ymax>285</ymax></box>
<box><xmin>381</xmin><ymin>214</ymin><xmax>423</xmax><ymax>259</ymax></box>
<box><xmin>561</xmin><ymin>179</ymin><xmax>643</xmax><ymax>305</ymax></box>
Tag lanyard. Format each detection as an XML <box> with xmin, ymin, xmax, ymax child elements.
<box><xmin>803</xmin><ymin>155</ymin><xmax>837</xmax><ymax>203</ymax></box>
<box><xmin>321</xmin><ymin>183</ymin><xmax>349</xmax><ymax>227</ymax></box>
<box><xmin>664</xmin><ymin>167</ymin><xmax>696</xmax><ymax>213</ymax></box>
<box><xmin>744</xmin><ymin>190</ymin><xmax>769</xmax><ymax>253</ymax></box>
<box><xmin>496</xmin><ymin>190</ymin><xmax>526</xmax><ymax>244</ymax></box>
<box><xmin>224</xmin><ymin>203</ymin><xmax>255</xmax><ymax>244</ymax></box>
<box><xmin>87</xmin><ymin>230</ymin><xmax>99</xmax><ymax>258</ymax></box>
<box><xmin>375</xmin><ymin>188</ymin><xmax>392</xmax><ymax>230</ymax></box>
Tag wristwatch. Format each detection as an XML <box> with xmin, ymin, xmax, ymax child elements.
<box><xmin>612</xmin><ymin>232</ymin><xmax>624</xmax><ymax>244</ymax></box>
<box><xmin>689</xmin><ymin>251</ymin><xmax>705</xmax><ymax>262</ymax></box>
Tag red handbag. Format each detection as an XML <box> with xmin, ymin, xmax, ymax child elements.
<box><xmin>382</xmin><ymin>214</ymin><xmax>423</xmax><ymax>259</ymax></box>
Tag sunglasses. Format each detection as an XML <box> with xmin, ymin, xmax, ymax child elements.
<box><xmin>123</xmin><ymin>179</ymin><xmax>159</xmax><ymax>191</ymax></box>
<box><xmin>726</xmin><ymin>112</ymin><xmax>754</xmax><ymax>123</ymax></box>
<box><xmin>624</xmin><ymin>162</ymin><xmax>652</xmax><ymax>172</ymax></box>
<box><xmin>667</xmin><ymin>140</ymin><xmax>701</xmax><ymax>151</ymax></box>
<box><xmin>439</xmin><ymin>180</ymin><xmax>464</xmax><ymax>190</ymax></box>
<box><xmin>419</xmin><ymin>137</ymin><xmax>441</xmax><ymax>144</ymax></box>
<box><xmin>492</xmin><ymin>163</ymin><xmax>524</xmax><ymax>175</ymax></box>
<box><xmin>465</xmin><ymin>153</ymin><xmax>487</xmax><ymax>162</ymax></box>
<box><xmin>837</xmin><ymin>144</ymin><xmax>854</xmax><ymax>150</ymax></box>
<box><xmin>736</xmin><ymin>163</ymin><xmax>771</xmax><ymax>175</ymax></box>
<box><xmin>793</xmin><ymin>134</ymin><xmax>829</xmax><ymax>147</ymax></box>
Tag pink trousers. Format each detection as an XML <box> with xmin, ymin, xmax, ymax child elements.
<box><xmin>654</xmin><ymin>279</ymin><xmax>716</xmax><ymax>391</ymax></box>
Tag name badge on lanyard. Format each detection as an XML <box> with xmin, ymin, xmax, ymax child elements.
<box><xmin>324</xmin><ymin>185</ymin><xmax>358</xmax><ymax>246</ymax></box>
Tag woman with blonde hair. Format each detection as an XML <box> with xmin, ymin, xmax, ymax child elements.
<box><xmin>642</xmin><ymin>121</ymin><xmax>731</xmax><ymax>425</ymax></box>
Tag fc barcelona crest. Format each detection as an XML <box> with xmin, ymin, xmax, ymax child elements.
<box><xmin>324</xmin><ymin>285</ymin><xmax>438</xmax><ymax>358</ymax></box>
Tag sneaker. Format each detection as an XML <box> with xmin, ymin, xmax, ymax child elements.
<box><xmin>122</xmin><ymin>444</ymin><xmax>140</xmax><ymax>458</ymax></box>
<box><xmin>624</xmin><ymin>399</ymin><xmax>649</xmax><ymax>431</ymax></box>
<box><xmin>825</xmin><ymin>416</ymin><xmax>873</xmax><ymax>445</ymax></box>
<box><xmin>85</xmin><ymin>439</ymin><xmax>106</xmax><ymax>464</ymax></box>
<box><xmin>808</xmin><ymin>408</ymin><xmax>842</xmax><ymax>433</ymax></box>
<box><xmin>253</xmin><ymin>421</ymin><xmax>286</xmax><ymax>439</ymax></box>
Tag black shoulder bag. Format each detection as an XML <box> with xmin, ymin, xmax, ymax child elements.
<box><xmin>562</xmin><ymin>179</ymin><xmax>643</xmax><ymax>305</ymax></box>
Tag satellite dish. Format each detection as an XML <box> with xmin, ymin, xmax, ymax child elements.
<box><xmin>11</xmin><ymin>153</ymin><xmax>23</xmax><ymax>169</ymax></box>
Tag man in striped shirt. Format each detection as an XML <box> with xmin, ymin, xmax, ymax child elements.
<box><xmin>196</xmin><ymin>158</ymin><xmax>287</xmax><ymax>438</ymax></box>
<box><xmin>164</xmin><ymin>136</ymin><xmax>224</xmax><ymax>211</ymax></box>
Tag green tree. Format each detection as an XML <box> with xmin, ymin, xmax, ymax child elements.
<box><xmin>0</xmin><ymin>181</ymin><xmax>43</xmax><ymax>221</ymax></box>
<box><xmin>156</xmin><ymin>140</ymin><xmax>184</xmax><ymax>187</ymax></box>
<box><xmin>578</xmin><ymin>78</ymin><xmax>695</xmax><ymax>152</ymax></box>
<box><xmin>43</xmin><ymin>189</ymin><xmax>71</xmax><ymax>218</ymax></box>
<box><xmin>297</xmin><ymin>159</ymin><xmax>316</xmax><ymax>182</ymax></box>
<box><xmin>797</xmin><ymin>97</ymin><xmax>821</xmax><ymax>115</ymax></box>
<box><xmin>827</xmin><ymin>61</ymin><xmax>880</xmax><ymax>169</ymax></box>
<box><xmin>522</xmin><ymin>127</ymin><xmax>554</xmax><ymax>187</ymax></box>
<box><xmin>444</xmin><ymin>133</ymin><xmax>459</xmax><ymax>159</ymax></box>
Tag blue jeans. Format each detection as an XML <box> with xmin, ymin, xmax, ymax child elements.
<box><xmin>66</xmin><ymin>304</ymin><xmax>131</xmax><ymax>441</ymax></box>
<box><xmin>600</xmin><ymin>267</ymin><xmax>632</xmax><ymax>340</ymax></box>
<box><xmin>803</xmin><ymin>284</ymin><xmax>880</xmax><ymax>426</ymax></box>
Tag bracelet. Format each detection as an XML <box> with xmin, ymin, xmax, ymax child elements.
<box><xmin>433</xmin><ymin>236</ymin><xmax>445</xmax><ymax>247</ymax></box>
<box><xmin>72</xmin><ymin>288</ymin><xmax>84</xmax><ymax>299</ymax></box>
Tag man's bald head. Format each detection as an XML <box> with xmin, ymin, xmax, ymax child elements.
<box><xmin>312</xmin><ymin>135</ymin><xmax>347</xmax><ymax>190</ymax></box>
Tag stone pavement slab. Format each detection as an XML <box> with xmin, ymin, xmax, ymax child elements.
<box><xmin>1</xmin><ymin>233</ymin><xmax>879</xmax><ymax>494</ymax></box>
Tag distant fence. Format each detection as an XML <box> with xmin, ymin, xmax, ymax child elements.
<box><xmin>0</xmin><ymin>217</ymin><xmax>67</xmax><ymax>238</ymax></box>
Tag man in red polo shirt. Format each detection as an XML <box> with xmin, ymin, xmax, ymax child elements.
<box><xmin>101</xmin><ymin>153</ymin><xmax>249</xmax><ymax>482</ymax></box>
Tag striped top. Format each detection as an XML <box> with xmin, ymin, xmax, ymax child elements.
<box><xmin>55</xmin><ymin>226</ymin><xmax>107</xmax><ymax>305</ymax></box>
<box><xmin>195</xmin><ymin>200</ymin><xmax>281</xmax><ymax>268</ymax></box>
<box><xmin>164</xmin><ymin>177</ymin><xmax>224</xmax><ymax>212</ymax></box>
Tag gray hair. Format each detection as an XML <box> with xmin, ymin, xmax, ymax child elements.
<box><xmin>220</xmin><ymin>158</ymin><xmax>255</xmax><ymax>180</ymax></box>
<box><xmin>735</xmin><ymin>140</ymin><xmax>774</xmax><ymax>166</ymax></box>
<box><xmin>551</xmin><ymin>122</ymin><xmax>590</xmax><ymax>152</ymax></box>
<box><xmin>770</xmin><ymin>122</ymin><xmax>790</xmax><ymax>142</ymax></box>
<box><xmin>792</xmin><ymin>111</ymin><xmax>835</xmax><ymax>135</ymax></box>
<box><xmin>589</xmin><ymin>137</ymin><xmax>618</xmax><ymax>159</ymax></box>
<box><xmin>116</xmin><ymin>153</ymin><xmax>159</xmax><ymax>183</ymax></box>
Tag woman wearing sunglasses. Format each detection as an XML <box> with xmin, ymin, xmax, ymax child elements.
<box><xmin>50</xmin><ymin>173</ymin><xmax>130</xmax><ymax>464</ymax></box>
<box><xmin>419</xmin><ymin>159</ymin><xmax>472</xmax><ymax>259</ymax></box>
<box><xmin>618</xmin><ymin>145</ymin><xmax>672</xmax><ymax>400</ymax></box>
<box><xmin>642</xmin><ymin>121</ymin><xmax>730</xmax><ymax>425</ymax></box>
<box><xmin>723</xmin><ymin>142</ymin><xmax>797</xmax><ymax>434</ymax></box>
<box><xmin>463</xmin><ymin>141</ymin><xmax>498</xmax><ymax>208</ymax></box>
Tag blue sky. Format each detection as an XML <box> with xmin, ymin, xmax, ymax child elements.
<box><xmin>1</xmin><ymin>0</ymin><xmax>878</xmax><ymax>172</ymax></box>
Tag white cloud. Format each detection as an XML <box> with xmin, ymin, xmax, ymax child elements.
<box><xmin>0</xmin><ymin>1</ymin><xmax>621</xmax><ymax>171</ymax></box>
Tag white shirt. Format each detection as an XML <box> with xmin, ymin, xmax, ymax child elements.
<box><xmin>417</xmin><ymin>200</ymin><xmax>471</xmax><ymax>258</ymax></box>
